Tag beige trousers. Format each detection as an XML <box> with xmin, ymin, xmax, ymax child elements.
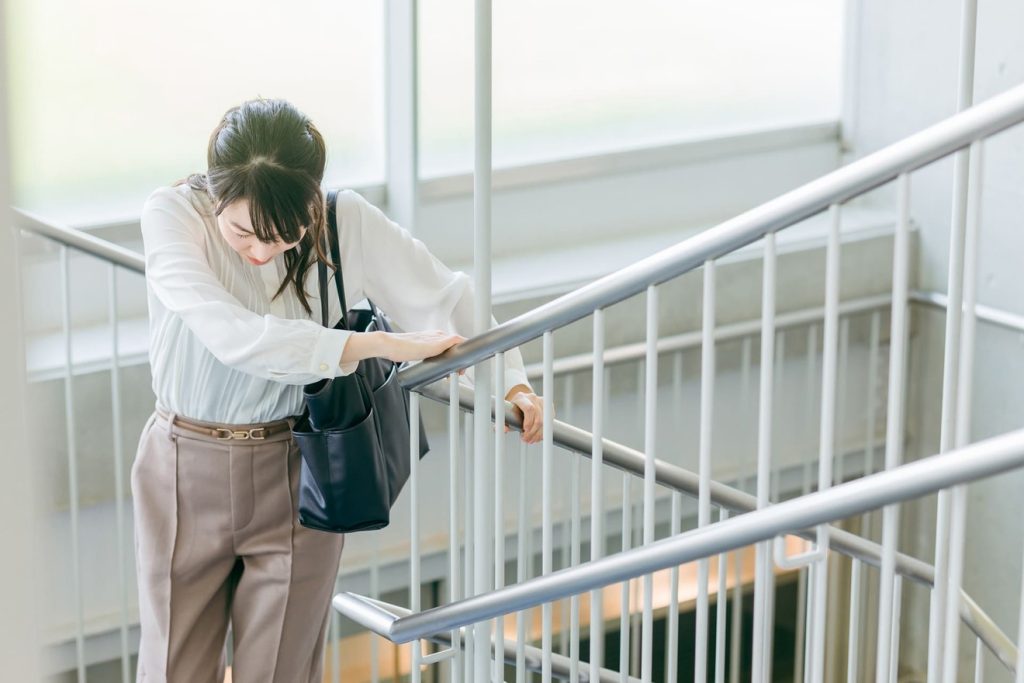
<box><xmin>130</xmin><ymin>408</ymin><xmax>346</xmax><ymax>683</ymax></box>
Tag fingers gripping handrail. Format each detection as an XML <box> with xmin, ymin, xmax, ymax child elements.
<box><xmin>358</xmin><ymin>379</ymin><xmax>1023</xmax><ymax>671</ymax></box>
<box><xmin>398</xmin><ymin>82</ymin><xmax>1024</xmax><ymax>389</ymax></box>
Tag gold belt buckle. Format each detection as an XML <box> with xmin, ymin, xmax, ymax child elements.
<box><xmin>215</xmin><ymin>427</ymin><xmax>267</xmax><ymax>440</ymax></box>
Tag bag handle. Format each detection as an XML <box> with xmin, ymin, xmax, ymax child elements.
<box><xmin>317</xmin><ymin>189</ymin><xmax>349</xmax><ymax>329</ymax></box>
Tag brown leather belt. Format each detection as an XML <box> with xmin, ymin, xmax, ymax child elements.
<box><xmin>155</xmin><ymin>406</ymin><xmax>293</xmax><ymax>441</ymax></box>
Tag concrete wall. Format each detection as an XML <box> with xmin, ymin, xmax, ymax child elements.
<box><xmin>850</xmin><ymin>0</ymin><xmax>1024</xmax><ymax>679</ymax></box>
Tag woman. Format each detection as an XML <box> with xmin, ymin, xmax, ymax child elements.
<box><xmin>130</xmin><ymin>97</ymin><xmax>545</xmax><ymax>682</ymax></box>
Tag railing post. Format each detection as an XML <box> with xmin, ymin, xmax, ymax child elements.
<box><xmin>410</xmin><ymin>392</ymin><xmax>423</xmax><ymax>682</ymax></box>
<box><xmin>107</xmin><ymin>265</ymin><xmax>131</xmax><ymax>683</ymax></box>
<box><xmin>753</xmin><ymin>233</ymin><xmax>776</xmax><ymax>683</ymax></box>
<box><xmin>641</xmin><ymin>285</ymin><xmax>658</xmax><ymax>682</ymax></box>
<box><xmin>542</xmin><ymin>330</ymin><xmax>555</xmax><ymax>683</ymax></box>
<box><xmin>806</xmin><ymin>204</ymin><xmax>842</xmax><ymax>681</ymax></box>
<box><xmin>942</xmin><ymin>138</ymin><xmax>984</xmax><ymax>683</ymax></box>
<box><xmin>449</xmin><ymin>374</ymin><xmax>463</xmax><ymax>683</ymax></box>
<box><xmin>590</xmin><ymin>309</ymin><xmax>607</xmax><ymax>673</ymax></box>
<box><xmin>695</xmin><ymin>260</ymin><xmax>717</xmax><ymax>682</ymax></box>
<box><xmin>472</xmin><ymin>1</ymin><xmax>495</xmax><ymax>679</ymax></box>
<box><xmin>666</xmin><ymin>350</ymin><xmax>684</xmax><ymax>683</ymax></box>
<box><xmin>494</xmin><ymin>354</ymin><xmax>506</xmax><ymax>683</ymax></box>
<box><xmin>929</xmin><ymin>2</ymin><xmax>979</xmax><ymax>680</ymax></box>
<box><xmin>877</xmin><ymin>172</ymin><xmax>911</xmax><ymax>683</ymax></box>
<box><xmin>60</xmin><ymin>246</ymin><xmax>86</xmax><ymax>683</ymax></box>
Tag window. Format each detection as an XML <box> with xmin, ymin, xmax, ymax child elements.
<box><xmin>419</xmin><ymin>0</ymin><xmax>843</xmax><ymax>177</ymax></box>
<box><xmin>5</xmin><ymin>0</ymin><xmax>384</xmax><ymax>226</ymax></box>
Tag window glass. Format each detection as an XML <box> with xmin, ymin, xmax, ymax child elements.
<box><xmin>420</xmin><ymin>0</ymin><xmax>843</xmax><ymax>177</ymax></box>
<box><xmin>5</xmin><ymin>1</ymin><xmax>384</xmax><ymax>225</ymax></box>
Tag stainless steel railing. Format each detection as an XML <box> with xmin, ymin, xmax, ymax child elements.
<box><xmin>15</xmin><ymin>203</ymin><xmax>1024</xmax><ymax>681</ymax></box>
<box><xmin>14</xmin><ymin>196</ymin><xmax>1024</xmax><ymax>681</ymax></box>
<box><xmin>394</xmin><ymin>380</ymin><xmax>1022</xmax><ymax>673</ymax></box>
<box><xmin>335</xmin><ymin>426</ymin><xmax>1024</xmax><ymax>645</ymax></box>
<box><xmin>396</xmin><ymin>81</ymin><xmax>1024</xmax><ymax>391</ymax></box>
<box><xmin>17</xmin><ymin>80</ymin><xmax>1024</xmax><ymax>683</ymax></box>
<box><xmin>378</xmin><ymin>80</ymin><xmax>1024</xmax><ymax>683</ymax></box>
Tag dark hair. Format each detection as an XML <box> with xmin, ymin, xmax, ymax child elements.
<box><xmin>176</xmin><ymin>98</ymin><xmax>330</xmax><ymax>315</ymax></box>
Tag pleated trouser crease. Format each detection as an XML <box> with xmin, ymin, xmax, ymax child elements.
<box><xmin>130</xmin><ymin>409</ymin><xmax>346</xmax><ymax>683</ymax></box>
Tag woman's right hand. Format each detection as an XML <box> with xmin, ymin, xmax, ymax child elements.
<box><xmin>380</xmin><ymin>330</ymin><xmax>467</xmax><ymax>363</ymax></box>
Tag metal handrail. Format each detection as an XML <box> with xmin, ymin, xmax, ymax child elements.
<box><xmin>398</xmin><ymin>81</ymin><xmax>1024</xmax><ymax>389</ymax></box>
<box><xmin>360</xmin><ymin>596</ymin><xmax>641</xmax><ymax>683</ymax></box>
<box><xmin>11</xmin><ymin>213</ymin><xmax>1018</xmax><ymax>668</ymax></box>
<box><xmin>15</xmin><ymin>203</ymin><xmax>1024</xmax><ymax>343</ymax></box>
<box><xmin>334</xmin><ymin>427</ymin><xmax>1024</xmax><ymax>656</ymax></box>
<box><xmin>13</xmin><ymin>105</ymin><xmax>1024</xmax><ymax>672</ymax></box>
<box><xmin>416</xmin><ymin>381</ymin><xmax>1020</xmax><ymax>672</ymax></box>
<box><xmin>13</xmin><ymin>207</ymin><xmax>145</xmax><ymax>273</ymax></box>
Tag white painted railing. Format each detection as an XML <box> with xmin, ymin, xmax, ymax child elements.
<box><xmin>373</xmin><ymin>77</ymin><xmax>1024</xmax><ymax>683</ymax></box>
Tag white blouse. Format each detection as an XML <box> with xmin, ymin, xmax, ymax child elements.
<box><xmin>140</xmin><ymin>183</ymin><xmax>531</xmax><ymax>424</ymax></box>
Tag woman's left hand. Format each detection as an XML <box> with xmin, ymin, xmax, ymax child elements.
<box><xmin>504</xmin><ymin>384</ymin><xmax>549</xmax><ymax>444</ymax></box>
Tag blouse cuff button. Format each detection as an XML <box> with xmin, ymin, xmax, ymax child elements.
<box><xmin>319</xmin><ymin>363</ymin><xmax>329</xmax><ymax>371</ymax></box>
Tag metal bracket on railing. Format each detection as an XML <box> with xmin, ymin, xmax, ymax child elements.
<box><xmin>773</xmin><ymin>525</ymin><xmax>829</xmax><ymax>570</ymax></box>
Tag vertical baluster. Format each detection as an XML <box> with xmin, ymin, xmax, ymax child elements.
<box><xmin>942</xmin><ymin>484</ymin><xmax>968</xmax><ymax>683</ymax></box>
<box><xmin>877</xmin><ymin>172</ymin><xmax>911</xmax><ymax>683</ymax></box>
<box><xmin>695</xmin><ymin>260</ymin><xmax>716</xmax><ymax>681</ymax></box>
<box><xmin>835</xmin><ymin>317</ymin><xmax>851</xmax><ymax>486</ymax></box>
<box><xmin>641</xmin><ymin>285</ymin><xmax>659</xmax><ymax>682</ymax></box>
<box><xmin>974</xmin><ymin>638</ymin><xmax>983</xmax><ymax>683</ymax></box>
<box><xmin>565</xmin><ymin>374</ymin><xmax>573</xmax><ymax>663</ymax></box>
<box><xmin>929</xmin><ymin>0</ymin><xmax>979</xmax><ymax>671</ymax></box>
<box><xmin>794</xmin><ymin>324</ymin><xmax>817</xmax><ymax>683</ymax></box>
<box><xmin>107</xmin><ymin>265</ymin><xmax>130</xmax><ymax>683</ymax></box>
<box><xmin>619</xmin><ymin>472</ymin><xmax>632</xmax><ymax>683</ymax></box>
<box><xmin>60</xmin><ymin>247</ymin><xmax>85</xmax><ymax>683</ymax></box>
<box><xmin>542</xmin><ymin>330</ymin><xmax>555</xmax><ymax>683</ymax></box>
<box><xmin>943</xmin><ymin>139</ymin><xmax>985</xmax><ymax>683</ymax></box>
<box><xmin>891</xmin><ymin>576</ymin><xmax>904</xmax><ymax>683</ymax></box>
<box><xmin>666</xmin><ymin>351</ymin><xmax>684</xmax><ymax>682</ymax></box>
<box><xmin>561</xmin><ymin>376</ymin><xmax>575</xmax><ymax>659</ymax></box>
<box><xmin>1015</xmin><ymin>542</ymin><xmax>1024</xmax><ymax>683</ymax></box>
<box><xmin>865</xmin><ymin>311</ymin><xmax>881</xmax><ymax>475</ymax></box>
<box><xmin>516</xmin><ymin>438</ymin><xmax>530</xmax><ymax>683</ymax></box>
<box><xmin>847</xmin><ymin>559</ymin><xmax>862</xmax><ymax>682</ymax></box>
<box><xmin>715</xmin><ymin>509</ymin><xmax>729</xmax><ymax>683</ymax></box>
<box><xmin>730</xmin><ymin>545</ymin><xmax>743</xmax><ymax>683</ymax></box>
<box><xmin>631</xmin><ymin>362</ymin><xmax>643</xmax><ymax>676</ymax></box>
<box><xmin>570</xmin><ymin>451</ymin><xmax>582</xmax><ymax>682</ymax></box>
<box><xmin>753</xmin><ymin>233</ymin><xmax>776</xmax><ymax>683</ymax></box>
<box><xmin>803</xmin><ymin>566</ymin><xmax>816</xmax><ymax>683</ymax></box>
<box><xmin>563</xmin><ymin>372</ymin><xmax>580</xmax><ymax>679</ymax></box>
<box><xmin>794</xmin><ymin>560</ymin><xmax>807</xmax><ymax>683</ymax></box>
<box><xmin>807</xmin><ymin>203</ymin><xmax>842</xmax><ymax>683</ymax></box>
<box><xmin>449</xmin><ymin>374</ymin><xmax>463</xmax><ymax>683</ymax></box>
<box><xmin>494</xmin><ymin>354</ymin><xmax>506</xmax><ymax>683</ymax></box>
<box><xmin>464</xmin><ymin>416</ymin><xmax>474</xmax><ymax>681</ymax></box>
<box><xmin>765</xmin><ymin>330</ymin><xmax>784</xmax><ymax>683</ymax></box>
<box><xmin>730</xmin><ymin>339</ymin><xmax>752</xmax><ymax>683</ymax></box>
<box><xmin>590</xmin><ymin>310</ymin><xmax>607</xmax><ymax>672</ymax></box>
<box><xmin>410</xmin><ymin>392</ymin><xmax>422</xmax><ymax>683</ymax></box>
<box><xmin>739</xmin><ymin>338</ymin><xmax>753</xmax><ymax>496</ymax></box>
<box><xmin>372</xmin><ymin>548</ymin><xmax>381</xmax><ymax>683</ymax></box>
<box><xmin>472</xmin><ymin>0</ymin><xmax>495</xmax><ymax>676</ymax></box>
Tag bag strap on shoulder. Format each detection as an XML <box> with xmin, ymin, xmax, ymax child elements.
<box><xmin>317</xmin><ymin>189</ymin><xmax>349</xmax><ymax>329</ymax></box>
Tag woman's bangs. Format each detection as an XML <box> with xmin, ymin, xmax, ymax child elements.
<box><xmin>245</xmin><ymin>168</ymin><xmax>316</xmax><ymax>244</ymax></box>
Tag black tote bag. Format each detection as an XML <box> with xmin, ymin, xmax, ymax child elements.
<box><xmin>291</xmin><ymin>189</ymin><xmax>430</xmax><ymax>533</ymax></box>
